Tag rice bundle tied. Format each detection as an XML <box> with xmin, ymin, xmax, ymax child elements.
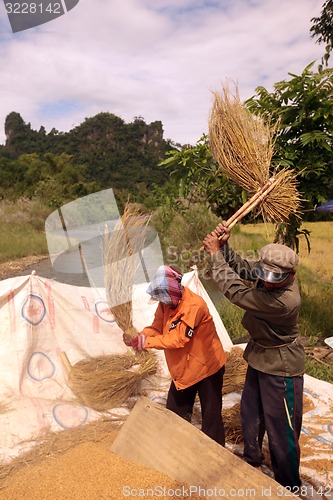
<box><xmin>68</xmin><ymin>352</ymin><xmax>157</xmax><ymax>411</ymax></box>
<box><xmin>104</xmin><ymin>203</ymin><xmax>151</xmax><ymax>337</ymax></box>
<box><xmin>208</xmin><ymin>84</ymin><xmax>302</xmax><ymax>226</ymax></box>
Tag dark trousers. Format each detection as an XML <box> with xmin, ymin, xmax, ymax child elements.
<box><xmin>241</xmin><ymin>365</ymin><xmax>303</xmax><ymax>489</ymax></box>
<box><xmin>166</xmin><ymin>366</ymin><xmax>225</xmax><ymax>446</ymax></box>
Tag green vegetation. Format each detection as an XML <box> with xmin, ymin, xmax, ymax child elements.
<box><xmin>0</xmin><ymin>112</ymin><xmax>172</xmax><ymax>211</ymax></box>
<box><xmin>0</xmin><ymin>199</ymin><xmax>49</xmax><ymax>262</ymax></box>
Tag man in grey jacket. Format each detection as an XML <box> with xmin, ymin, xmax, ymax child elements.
<box><xmin>202</xmin><ymin>223</ymin><xmax>305</xmax><ymax>493</ymax></box>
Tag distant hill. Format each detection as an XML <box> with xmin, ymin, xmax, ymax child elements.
<box><xmin>0</xmin><ymin>111</ymin><xmax>177</xmax><ymax>207</ymax></box>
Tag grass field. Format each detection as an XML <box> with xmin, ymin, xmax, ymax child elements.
<box><xmin>0</xmin><ymin>199</ymin><xmax>49</xmax><ymax>263</ymax></box>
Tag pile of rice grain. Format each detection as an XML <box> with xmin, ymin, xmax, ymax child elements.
<box><xmin>0</xmin><ymin>424</ymin><xmax>203</xmax><ymax>500</ymax></box>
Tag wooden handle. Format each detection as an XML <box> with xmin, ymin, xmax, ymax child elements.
<box><xmin>200</xmin><ymin>177</ymin><xmax>277</xmax><ymax>251</ymax></box>
<box><xmin>60</xmin><ymin>351</ymin><xmax>72</xmax><ymax>375</ymax></box>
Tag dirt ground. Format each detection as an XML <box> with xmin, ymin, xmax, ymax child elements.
<box><xmin>0</xmin><ymin>255</ymin><xmax>90</xmax><ymax>286</ymax></box>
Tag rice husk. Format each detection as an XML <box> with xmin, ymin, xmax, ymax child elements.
<box><xmin>0</xmin><ymin>401</ymin><xmax>11</xmax><ymax>415</ymax></box>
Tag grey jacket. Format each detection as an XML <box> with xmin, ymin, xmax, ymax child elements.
<box><xmin>210</xmin><ymin>244</ymin><xmax>305</xmax><ymax>377</ymax></box>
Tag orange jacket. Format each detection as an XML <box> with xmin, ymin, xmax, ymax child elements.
<box><xmin>142</xmin><ymin>286</ymin><xmax>226</xmax><ymax>390</ymax></box>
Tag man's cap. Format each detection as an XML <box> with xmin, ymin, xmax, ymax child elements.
<box><xmin>253</xmin><ymin>243</ymin><xmax>299</xmax><ymax>283</ymax></box>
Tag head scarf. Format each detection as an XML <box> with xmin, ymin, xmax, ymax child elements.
<box><xmin>146</xmin><ymin>265</ymin><xmax>183</xmax><ymax>308</ymax></box>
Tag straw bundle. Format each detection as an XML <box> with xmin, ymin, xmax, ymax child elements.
<box><xmin>104</xmin><ymin>203</ymin><xmax>151</xmax><ymax>337</ymax></box>
<box><xmin>222</xmin><ymin>347</ymin><xmax>247</xmax><ymax>395</ymax></box>
<box><xmin>68</xmin><ymin>352</ymin><xmax>158</xmax><ymax>411</ymax></box>
<box><xmin>223</xmin><ymin>402</ymin><xmax>243</xmax><ymax>444</ymax></box>
<box><xmin>208</xmin><ymin>84</ymin><xmax>302</xmax><ymax>225</ymax></box>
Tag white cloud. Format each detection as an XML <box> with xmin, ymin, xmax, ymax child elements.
<box><xmin>0</xmin><ymin>0</ymin><xmax>324</xmax><ymax>145</ymax></box>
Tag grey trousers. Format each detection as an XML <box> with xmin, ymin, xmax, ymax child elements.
<box><xmin>241</xmin><ymin>365</ymin><xmax>303</xmax><ymax>489</ymax></box>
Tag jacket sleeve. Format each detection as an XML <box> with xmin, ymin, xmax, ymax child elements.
<box><xmin>220</xmin><ymin>243</ymin><xmax>257</xmax><ymax>281</ymax></box>
<box><xmin>210</xmin><ymin>251</ymin><xmax>297</xmax><ymax>319</ymax></box>
<box><xmin>143</xmin><ymin>307</ymin><xmax>203</xmax><ymax>350</ymax></box>
<box><xmin>139</xmin><ymin>303</ymin><xmax>164</xmax><ymax>338</ymax></box>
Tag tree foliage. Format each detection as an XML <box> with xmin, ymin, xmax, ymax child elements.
<box><xmin>310</xmin><ymin>0</ymin><xmax>333</xmax><ymax>68</ymax></box>
<box><xmin>159</xmin><ymin>135</ymin><xmax>244</xmax><ymax>218</ymax></box>
<box><xmin>246</xmin><ymin>63</ymin><xmax>333</xmax><ymax>213</ymax></box>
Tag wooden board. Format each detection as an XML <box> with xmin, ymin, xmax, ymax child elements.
<box><xmin>111</xmin><ymin>396</ymin><xmax>296</xmax><ymax>498</ymax></box>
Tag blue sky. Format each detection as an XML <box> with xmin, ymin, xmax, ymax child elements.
<box><xmin>0</xmin><ymin>0</ymin><xmax>324</xmax><ymax>146</ymax></box>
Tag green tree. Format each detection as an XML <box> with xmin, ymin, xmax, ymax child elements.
<box><xmin>159</xmin><ymin>135</ymin><xmax>244</xmax><ymax>218</ymax></box>
<box><xmin>310</xmin><ymin>0</ymin><xmax>333</xmax><ymax>68</ymax></box>
<box><xmin>246</xmin><ymin>64</ymin><xmax>333</xmax><ymax>206</ymax></box>
<box><xmin>246</xmin><ymin>63</ymin><xmax>333</xmax><ymax>247</ymax></box>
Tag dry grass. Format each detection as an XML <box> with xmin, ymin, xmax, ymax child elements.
<box><xmin>223</xmin><ymin>347</ymin><xmax>247</xmax><ymax>395</ymax></box>
<box><xmin>209</xmin><ymin>85</ymin><xmax>275</xmax><ymax>190</ymax></box>
<box><xmin>223</xmin><ymin>403</ymin><xmax>243</xmax><ymax>444</ymax></box>
<box><xmin>297</xmin><ymin>221</ymin><xmax>333</xmax><ymax>282</ymax></box>
<box><xmin>104</xmin><ymin>202</ymin><xmax>151</xmax><ymax>336</ymax></box>
<box><xmin>0</xmin><ymin>401</ymin><xmax>11</xmax><ymax>415</ymax></box>
<box><xmin>208</xmin><ymin>84</ymin><xmax>302</xmax><ymax>224</ymax></box>
<box><xmin>68</xmin><ymin>351</ymin><xmax>158</xmax><ymax>411</ymax></box>
<box><xmin>238</xmin><ymin>221</ymin><xmax>333</xmax><ymax>282</ymax></box>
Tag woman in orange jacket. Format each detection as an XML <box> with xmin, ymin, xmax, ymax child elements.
<box><xmin>124</xmin><ymin>265</ymin><xmax>226</xmax><ymax>446</ymax></box>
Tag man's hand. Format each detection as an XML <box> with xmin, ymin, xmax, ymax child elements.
<box><xmin>202</xmin><ymin>222</ymin><xmax>230</xmax><ymax>255</ymax></box>
<box><xmin>202</xmin><ymin>233</ymin><xmax>221</xmax><ymax>255</ymax></box>
<box><xmin>214</xmin><ymin>222</ymin><xmax>230</xmax><ymax>244</ymax></box>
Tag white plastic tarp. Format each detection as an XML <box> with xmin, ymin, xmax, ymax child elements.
<box><xmin>0</xmin><ymin>269</ymin><xmax>232</xmax><ymax>462</ymax></box>
<box><xmin>0</xmin><ymin>271</ymin><xmax>332</xmax><ymax>492</ymax></box>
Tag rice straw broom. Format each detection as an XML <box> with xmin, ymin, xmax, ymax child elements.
<box><xmin>61</xmin><ymin>204</ymin><xmax>158</xmax><ymax>411</ymax></box>
<box><xmin>201</xmin><ymin>83</ymin><xmax>302</xmax><ymax>248</ymax></box>
<box><xmin>103</xmin><ymin>202</ymin><xmax>152</xmax><ymax>338</ymax></box>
